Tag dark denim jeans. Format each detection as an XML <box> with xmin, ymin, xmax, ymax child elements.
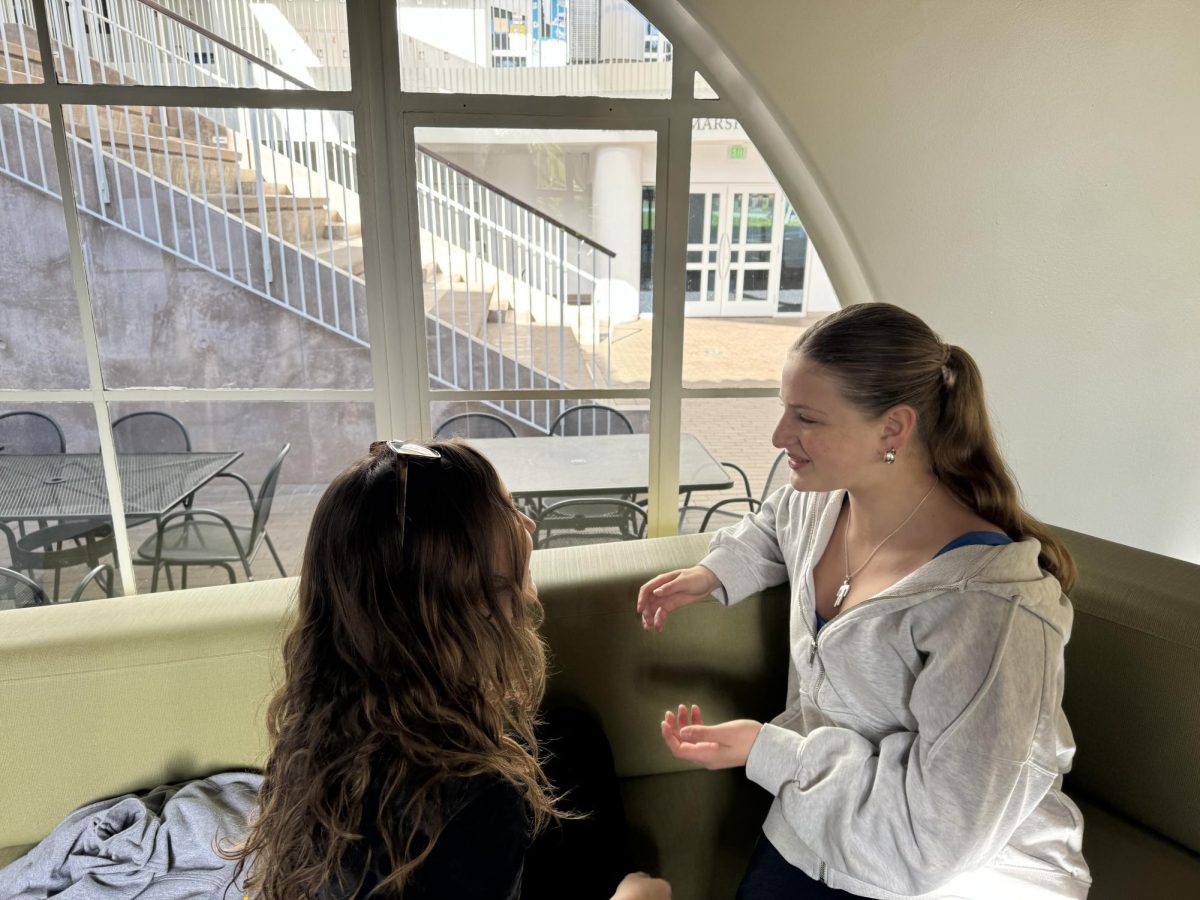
<box><xmin>737</xmin><ymin>835</ymin><xmax>860</xmax><ymax>898</ymax></box>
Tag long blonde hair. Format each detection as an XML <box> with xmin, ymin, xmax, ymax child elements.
<box><xmin>230</xmin><ymin>440</ymin><xmax>557</xmax><ymax>898</ymax></box>
<box><xmin>793</xmin><ymin>303</ymin><xmax>1076</xmax><ymax>591</ymax></box>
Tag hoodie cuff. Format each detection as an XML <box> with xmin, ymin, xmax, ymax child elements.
<box><xmin>745</xmin><ymin>723</ymin><xmax>803</xmax><ymax>796</ymax></box>
<box><xmin>699</xmin><ymin>547</ymin><xmax>759</xmax><ymax>607</ymax></box>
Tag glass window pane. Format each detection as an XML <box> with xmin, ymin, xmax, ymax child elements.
<box><xmin>1</xmin><ymin>403</ymin><xmax>112</xmax><ymax>606</ymax></box>
<box><xmin>398</xmin><ymin>0</ymin><xmax>671</xmax><ymax>98</ymax></box>
<box><xmin>683</xmin><ymin>119</ymin><xmax>840</xmax><ymax>382</ymax></box>
<box><xmin>779</xmin><ymin>202</ymin><xmax>808</xmax><ymax>313</ymax></box>
<box><xmin>416</xmin><ymin>126</ymin><xmax>655</xmax><ymax>391</ymax></box>
<box><xmin>48</xmin><ymin>0</ymin><xmax>349</xmax><ymax>90</ymax></box>
<box><xmin>62</xmin><ymin>104</ymin><xmax>370</xmax><ymax>389</ymax></box>
<box><xmin>746</xmin><ymin>193</ymin><xmax>774</xmax><ymax>243</ymax></box>
<box><xmin>687</xmin><ymin>193</ymin><xmax>704</xmax><ymax>244</ymax></box>
<box><xmin>0</xmin><ymin>104</ymin><xmax>89</xmax><ymax>389</ymax></box>
<box><xmin>743</xmin><ymin>268</ymin><xmax>769</xmax><ymax>300</ymax></box>
<box><xmin>107</xmin><ymin>400</ymin><xmax>375</xmax><ymax>595</ymax></box>
<box><xmin>1</xmin><ymin>8</ymin><xmax>45</xmax><ymax>83</ymax></box>
<box><xmin>432</xmin><ymin>397</ymin><xmax>651</xmax><ymax>549</ymax></box>
<box><xmin>678</xmin><ymin>398</ymin><xmax>787</xmax><ymax>534</ymax></box>
<box><xmin>693</xmin><ymin>71</ymin><xmax>718</xmax><ymax>100</ymax></box>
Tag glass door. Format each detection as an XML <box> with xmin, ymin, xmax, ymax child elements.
<box><xmin>685</xmin><ymin>189</ymin><xmax>722</xmax><ymax>317</ymax></box>
<box><xmin>686</xmin><ymin>185</ymin><xmax>782</xmax><ymax>317</ymax></box>
<box><xmin>720</xmin><ymin>185</ymin><xmax>777</xmax><ymax>317</ymax></box>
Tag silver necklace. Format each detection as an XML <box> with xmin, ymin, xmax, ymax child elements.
<box><xmin>834</xmin><ymin>482</ymin><xmax>939</xmax><ymax>608</ymax></box>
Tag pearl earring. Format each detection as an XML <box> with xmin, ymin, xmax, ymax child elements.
<box><xmin>884</xmin><ymin>448</ymin><xmax>897</xmax><ymax>465</ymax></box>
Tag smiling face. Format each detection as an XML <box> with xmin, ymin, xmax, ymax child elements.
<box><xmin>772</xmin><ymin>353</ymin><xmax>898</xmax><ymax>493</ymax></box>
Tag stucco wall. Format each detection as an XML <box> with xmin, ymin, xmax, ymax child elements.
<box><xmin>672</xmin><ymin>0</ymin><xmax>1200</xmax><ymax>563</ymax></box>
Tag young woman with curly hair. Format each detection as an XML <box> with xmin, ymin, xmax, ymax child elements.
<box><xmin>231</xmin><ymin>440</ymin><xmax>668</xmax><ymax>900</ymax></box>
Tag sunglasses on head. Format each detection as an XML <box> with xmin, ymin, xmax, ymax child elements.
<box><xmin>370</xmin><ymin>440</ymin><xmax>442</xmax><ymax>550</ymax></box>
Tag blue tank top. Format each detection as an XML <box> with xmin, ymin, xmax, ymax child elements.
<box><xmin>815</xmin><ymin>531</ymin><xmax>1012</xmax><ymax>632</ymax></box>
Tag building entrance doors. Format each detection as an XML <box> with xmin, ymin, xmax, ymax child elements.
<box><xmin>685</xmin><ymin>184</ymin><xmax>781</xmax><ymax>317</ymax></box>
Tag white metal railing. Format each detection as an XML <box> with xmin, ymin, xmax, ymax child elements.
<box><xmin>1</xmin><ymin>0</ymin><xmax>626</xmax><ymax>428</ymax></box>
<box><xmin>417</xmin><ymin>147</ymin><xmax>617</xmax><ymax>430</ymax></box>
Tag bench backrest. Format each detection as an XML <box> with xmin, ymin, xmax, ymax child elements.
<box><xmin>1054</xmin><ymin>527</ymin><xmax>1200</xmax><ymax>854</ymax></box>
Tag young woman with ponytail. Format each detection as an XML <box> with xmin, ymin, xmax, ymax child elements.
<box><xmin>637</xmin><ymin>303</ymin><xmax>1090</xmax><ymax>899</ymax></box>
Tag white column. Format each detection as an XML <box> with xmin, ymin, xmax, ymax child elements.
<box><xmin>590</xmin><ymin>144</ymin><xmax>643</xmax><ymax>299</ymax></box>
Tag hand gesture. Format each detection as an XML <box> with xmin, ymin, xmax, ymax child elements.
<box><xmin>636</xmin><ymin>565</ymin><xmax>720</xmax><ymax>632</ymax></box>
<box><xmin>611</xmin><ymin>872</ymin><xmax>672</xmax><ymax>900</ymax></box>
<box><xmin>660</xmin><ymin>704</ymin><xmax>762</xmax><ymax>770</ymax></box>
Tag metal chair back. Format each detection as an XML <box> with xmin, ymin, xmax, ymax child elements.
<box><xmin>0</xmin><ymin>565</ymin><xmax>50</xmax><ymax>610</ymax></box>
<box><xmin>112</xmin><ymin>411</ymin><xmax>192</xmax><ymax>453</ymax></box>
<box><xmin>0</xmin><ymin>411</ymin><xmax>66</xmax><ymax>454</ymax></box>
<box><xmin>760</xmin><ymin>450</ymin><xmax>789</xmax><ymax>501</ymax></box>
<box><xmin>435</xmin><ymin>412</ymin><xmax>517</xmax><ymax>439</ymax></box>
<box><xmin>535</xmin><ymin>497</ymin><xmax>648</xmax><ymax>549</ymax></box>
<box><xmin>549</xmin><ymin>404</ymin><xmax>634</xmax><ymax>437</ymax></box>
<box><xmin>248</xmin><ymin>444</ymin><xmax>291</xmax><ymax>549</ymax></box>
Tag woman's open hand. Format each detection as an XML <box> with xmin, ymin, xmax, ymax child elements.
<box><xmin>636</xmin><ymin>566</ymin><xmax>720</xmax><ymax>632</ymax></box>
<box><xmin>611</xmin><ymin>872</ymin><xmax>671</xmax><ymax>900</ymax></box>
<box><xmin>660</xmin><ymin>704</ymin><xmax>762</xmax><ymax>770</ymax></box>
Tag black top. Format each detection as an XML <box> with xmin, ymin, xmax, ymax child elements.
<box><xmin>327</xmin><ymin>774</ymin><xmax>531</xmax><ymax>899</ymax></box>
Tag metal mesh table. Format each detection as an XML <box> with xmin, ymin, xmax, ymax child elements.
<box><xmin>468</xmin><ymin>433</ymin><xmax>733</xmax><ymax>498</ymax></box>
<box><xmin>0</xmin><ymin>452</ymin><xmax>243</xmax><ymax>521</ymax></box>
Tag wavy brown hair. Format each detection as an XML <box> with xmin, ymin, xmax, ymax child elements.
<box><xmin>793</xmin><ymin>303</ymin><xmax>1076</xmax><ymax>592</ymax></box>
<box><xmin>229</xmin><ymin>440</ymin><xmax>557</xmax><ymax>898</ymax></box>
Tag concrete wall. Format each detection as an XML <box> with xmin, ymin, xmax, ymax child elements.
<box><xmin>671</xmin><ymin>0</ymin><xmax>1200</xmax><ymax>563</ymax></box>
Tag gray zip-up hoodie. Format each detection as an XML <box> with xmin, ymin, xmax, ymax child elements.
<box><xmin>701</xmin><ymin>487</ymin><xmax>1091</xmax><ymax>899</ymax></box>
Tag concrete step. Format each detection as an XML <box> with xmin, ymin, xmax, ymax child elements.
<box><xmin>0</xmin><ymin>67</ymin><xmax>44</xmax><ymax>86</ymax></box>
<box><xmin>106</xmin><ymin>133</ymin><xmax>240</xmax><ymax>163</ymax></box>
<box><xmin>209</xmin><ymin>193</ymin><xmax>330</xmax><ymax>211</ymax></box>
<box><xmin>111</xmin><ymin>147</ymin><xmax>242</xmax><ymax>193</ymax></box>
<box><xmin>314</xmin><ymin>236</ymin><xmax>365</xmax><ymax>277</ymax></box>
<box><xmin>51</xmin><ymin>116</ymin><xmax>182</xmax><ymax>141</ymax></box>
<box><xmin>240</xmin><ymin>173</ymin><xmax>291</xmax><ymax>195</ymax></box>
<box><xmin>241</xmin><ymin>206</ymin><xmax>337</xmax><ymax>239</ymax></box>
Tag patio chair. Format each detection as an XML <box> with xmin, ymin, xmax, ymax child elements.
<box><xmin>0</xmin><ymin>411</ymin><xmax>67</xmax><ymax>532</ymax></box>
<box><xmin>434</xmin><ymin>412</ymin><xmax>516</xmax><ymax>439</ymax></box>
<box><xmin>112</xmin><ymin>410</ymin><xmax>199</xmax><ymax>527</ymax></box>
<box><xmin>679</xmin><ymin>450</ymin><xmax>789</xmax><ymax>533</ymax></box>
<box><xmin>0</xmin><ymin>410</ymin><xmax>66</xmax><ymax>454</ymax></box>
<box><xmin>1</xmin><ymin>524</ymin><xmax>116</xmax><ymax>604</ymax></box>
<box><xmin>0</xmin><ymin>565</ymin><xmax>48</xmax><ymax>610</ymax></box>
<box><xmin>549</xmin><ymin>404</ymin><xmax>634</xmax><ymax>437</ymax></box>
<box><xmin>534</xmin><ymin>498</ymin><xmax>648</xmax><ymax>549</ymax></box>
<box><xmin>136</xmin><ymin>444</ymin><xmax>291</xmax><ymax>591</ymax></box>
<box><xmin>112</xmin><ymin>411</ymin><xmax>192</xmax><ymax>452</ymax></box>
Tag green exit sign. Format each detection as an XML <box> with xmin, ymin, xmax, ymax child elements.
<box><xmin>729</xmin><ymin>145</ymin><xmax>747</xmax><ymax>160</ymax></box>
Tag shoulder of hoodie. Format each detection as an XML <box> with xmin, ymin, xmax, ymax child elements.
<box><xmin>774</xmin><ymin>487</ymin><xmax>1073</xmax><ymax>642</ymax></box>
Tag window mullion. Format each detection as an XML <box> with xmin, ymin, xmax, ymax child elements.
<box><xmin>646</xmin><ymin>113</ymin><xmax>692</xmax><ymax>538</ymax></box>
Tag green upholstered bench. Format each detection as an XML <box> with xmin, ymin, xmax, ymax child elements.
<box><xmin>2</xmin><ymin>530</ymin><xmax>1198</xmax><ymax>899</ymax></box>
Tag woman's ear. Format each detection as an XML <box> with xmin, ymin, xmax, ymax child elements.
<box><xmin>881</xmin><ymin>404</ymin><xmax>918</xmax><ymax>449</ymax></box>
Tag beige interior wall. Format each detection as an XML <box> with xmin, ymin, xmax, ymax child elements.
<box><xmin>673</xmin><ymin>0</ymin><xmax>1200</xmax><ymax>563</ymax></box>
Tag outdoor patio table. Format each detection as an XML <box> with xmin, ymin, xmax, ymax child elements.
<box><xmin>467</xmin><ymin>432</ymin><xmax>733</xmax><ymax>499</ymax></box>
<box><xmin>0</xmin><ymin>452</ymin><xmax>243</xmax><ymax>522</ymax></box>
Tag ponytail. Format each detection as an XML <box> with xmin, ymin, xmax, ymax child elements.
<box><xmin>930</xmin><ymin>346</ymin><xmax>1076</xmax><ymax>592</ymax></box>
<box><xmin>793</xmin><ymin>304</ymin><xmax>1076</xmax><ymax>593</ymax></box>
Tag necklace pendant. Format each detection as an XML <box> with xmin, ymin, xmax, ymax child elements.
<box><xmin>834</xmin><ymin>578</ymin><xmax>851</xmax><ymax>608</ymax></box>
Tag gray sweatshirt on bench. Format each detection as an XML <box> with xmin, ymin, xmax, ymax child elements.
<box><xmin>701</xmin><ymin>488</ymin><xmax>1091</xmax><ymax>899</ymax></box>
<box><xmin>0</xmin><ymin>772</ymin><xmax>260</xmax><ymax>899</ymax></box>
